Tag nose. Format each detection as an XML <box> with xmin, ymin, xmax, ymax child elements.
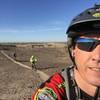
<box><xmin>91</xmin><ymin>44</ymin><xmax>100</xmax><ymax>63</ymax></box>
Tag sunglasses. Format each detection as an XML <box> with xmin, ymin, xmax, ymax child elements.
<box><xmin>74</xmin><ymin>37</ymin><xmax>100</xmax><ymax>52</ymax></box>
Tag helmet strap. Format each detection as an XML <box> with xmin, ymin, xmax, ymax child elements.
<box><xmin>94</xmin><ymin>87</ymin><xmax>100</xmax><ymax>100</ymax></box>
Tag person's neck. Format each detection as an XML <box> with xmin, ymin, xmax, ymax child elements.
<box><xmin>74</xmin><ymin>68</ymin><xmax>97</xmax><ymax>97</ymax></box>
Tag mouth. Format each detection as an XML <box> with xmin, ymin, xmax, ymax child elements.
<box><xmin>89</xmin><ymin>67</ymin><xmax>100</xmax><ymax>72</ymax></box>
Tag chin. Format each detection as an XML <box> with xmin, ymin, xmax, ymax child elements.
<box><xmin>87</xmin><ymin>79</ymin><xmax>100</xmax><ymax>87</ymax></box>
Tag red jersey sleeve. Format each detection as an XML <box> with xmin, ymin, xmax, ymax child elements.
<box><xmin>31</xmin><ymin>73</ymin><xmax>67</xmax><ymax>100</ymax></box>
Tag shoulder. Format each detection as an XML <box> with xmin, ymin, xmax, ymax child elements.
<box><xmin>31</xmin><ymin>73</ymin><xmax>66</xmax><ymax>100</ymax></box>
<box><xmin>47</xmin><ymin>73</ymin><xmax>64</xmax><ymax>84</ymax></box>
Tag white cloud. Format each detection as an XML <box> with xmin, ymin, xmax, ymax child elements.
<box><xmin>0</xmin><ymin>27</ymin><xmax>64</xmax><ymax>33</ymax></box>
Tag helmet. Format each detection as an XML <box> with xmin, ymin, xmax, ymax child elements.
<box><xmin>66</xmin><ymin>4</ymin><xmax>100</xmax><ymax>47</ymax></box>
<box><xmin>31</xmin><ymin>55</ymin><xmax>35</xmax><ymax>58</ymax></box>
<box><xmin>66</xmin><ymin>4</ymin><xmax>100</xmax><ymax>64</ymax></box>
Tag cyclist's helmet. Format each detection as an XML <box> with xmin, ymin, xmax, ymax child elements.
<box><xmin>66</xmin><ymin>4</ymin><xmax>100</xmax><ymax>47</ymax></box>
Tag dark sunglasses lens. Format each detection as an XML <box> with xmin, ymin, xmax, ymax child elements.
<box><xmin>77</xmin><ymin>42</ymin><xmax>95</xmax><ymax>51</ymax></box>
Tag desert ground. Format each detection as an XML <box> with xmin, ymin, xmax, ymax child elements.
<box><xmin>0</xmin><ymin>43</ymin><xmax>72</xmax><ymax>100</ymax></box>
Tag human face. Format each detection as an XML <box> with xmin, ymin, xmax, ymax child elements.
<box><xmin>72</xmin><ymin>33</ymin><xmax>100</xmax><ymax>87</ymax></box>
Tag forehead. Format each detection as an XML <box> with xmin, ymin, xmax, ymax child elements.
<box><xmin>79</xmin><ymin>33</ymin><xmax>100</xmax><ymax>39</ymax></box>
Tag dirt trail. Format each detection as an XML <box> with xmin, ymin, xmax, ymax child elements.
<box><xmin>0</xmin><ymin>53</ymin><xmax>37</xmax><ymax>100</ymax></box>
<box><xmin>1</xmin><ymin>50</ymin><xmax>49</xmax><ymax>82</ymax></box>
<box><xmin>0</xmin><ymin>45</ymin><xmax>71</xmax><ymax>99</ymax></box>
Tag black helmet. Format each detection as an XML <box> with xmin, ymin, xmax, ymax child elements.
<box><xmin>66</xmin><ymin>4</ymin><xmax>100</xmax><ymax>64</ymax></box>
<box><xmin>66</xmin><ymin>4</ymin><xmax>100</xmax><ymax>38</ymax></box>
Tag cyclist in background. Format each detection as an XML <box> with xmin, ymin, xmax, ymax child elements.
<box><xmin>30</xmin><ymin>55</ymin><xmax>37</xmax><ymax>70</ymax></box>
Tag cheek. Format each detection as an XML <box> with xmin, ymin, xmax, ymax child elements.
<box><xmin>73</xmin><ymin>49</ymin><xmax>88</xmax><ymax>78</ymax></box>
<box><xmin>73</xmin><ymin>47</ymin><xmax>90</xmax><ymax>67</ymax></box>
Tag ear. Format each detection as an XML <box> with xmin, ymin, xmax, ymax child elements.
<box><xmin>71</xmin><ymin>47</ymin><xmax>75</xmax><ymax>57</ymax></box>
